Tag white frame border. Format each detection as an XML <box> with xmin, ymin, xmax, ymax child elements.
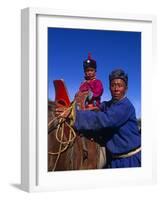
<box><xmin>21</xmin><ymin>7</ymin><xmax>157</xmax><ymax>192</ymax></box>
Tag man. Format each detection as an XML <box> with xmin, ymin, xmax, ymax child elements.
<box><xmin>56</xmin><ymin>69</ymin><xmax>141</xmax><ymax>168</ymax></box>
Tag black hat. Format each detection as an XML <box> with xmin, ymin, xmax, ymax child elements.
<box><xmin>83</xmin><ymin>53</ymin><xmax>97</xmax><ymax>70</ymax></box>
<box><xmin>109</xmin><ymin>69</ymin><xmax>128</xmax><ymax>86</ymax></box>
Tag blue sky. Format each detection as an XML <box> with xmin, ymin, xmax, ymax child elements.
<box><xmin>48</xmin><ymin>28</ymin><xmax>141</xmax><ymax>118</ymax></box>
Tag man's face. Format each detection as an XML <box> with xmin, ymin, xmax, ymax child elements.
<box><xmin>110</xmin><ymin>78</ymin><xmax>127</xmax><ymax>101</ymax></box>
<box><xmin>84</xmin><ymin>67</ymin><xmax>96</xmax><ymax>80</ymax></box>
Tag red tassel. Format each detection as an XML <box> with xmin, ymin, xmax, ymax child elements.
<box><xmin>88</xmin><ymin>52</ymin><xmax>92</xmax><ymax>60</ymax></box>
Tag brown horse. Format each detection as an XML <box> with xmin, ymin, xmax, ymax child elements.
<box><xmin>48</xmin><ymin>82</ymin><xmax>106</xmax><ymax>171</ymax></box>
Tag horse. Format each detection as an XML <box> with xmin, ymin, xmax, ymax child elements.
<box><xmin>48</xmin><ymin>80</ymin><xmax>106</xmax><ymax>171</ymax></box>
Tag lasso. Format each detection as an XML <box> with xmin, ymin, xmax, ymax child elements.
<box><xmin>48</xmin><ymin>103</ymin><xmax>76</xmax><ymax>170</ymax></box>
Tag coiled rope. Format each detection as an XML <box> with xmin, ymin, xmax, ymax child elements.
<box><xmin>48</xmin><ymin>103</ymin><xmax>77</xmax><ymax>171</ymax></box>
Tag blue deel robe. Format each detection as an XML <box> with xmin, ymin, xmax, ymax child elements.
<box><xmin>74</xmin><ymin>97</ymin><xmax>141</xmax><ymax>168</ymax></box>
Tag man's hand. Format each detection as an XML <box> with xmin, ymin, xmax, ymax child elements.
<box><xmin>55</xmin><ymin>106</ymin><xmax>71</xmax><ymax>119</ymax></box>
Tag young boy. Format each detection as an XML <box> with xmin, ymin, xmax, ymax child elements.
<box><xmin>77</xmin><ymin>53</ymin><xmax>103</xmax><ymax>109</ymax></box>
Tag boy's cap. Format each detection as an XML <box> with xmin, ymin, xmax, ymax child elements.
<box><xmin>83</xmin><ymin>53</ymin><xmax>97</xmax><ymax>70</ymax></box>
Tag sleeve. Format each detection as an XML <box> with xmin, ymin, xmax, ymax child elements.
<box><xmin>74</xmin><ymin>101</ymin><xmax>133</xmax><ymax>132</ymax></box>
<box><xmin>88</xmin><ymin>80</ymin><xmax>103</xmax><ymax>98</ymax></box>
<box><xmin>79</xmin><ymin>82</ymin><xmax>90</xmax><ymax>92</ymax></box>
<box><xmin>98</xmin><ymin>101</ymin><xmax>107</xmax><ymax>111</ymax></box>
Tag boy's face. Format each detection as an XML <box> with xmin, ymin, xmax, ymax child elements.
<box><xmin>84</xmin><ymin>67</ymin><xmax>96</xmax><ymax>80</ymax></box>
<box><xmin>110</xmin><ymin>78</ymin><xmax>127</xmax><ymax>101</ymax></box>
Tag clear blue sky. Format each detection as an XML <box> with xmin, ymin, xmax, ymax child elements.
<box><xmin>48</xmin><ymin>27</ymin><xmax>141</xmax><ymax>118</ymax></box>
